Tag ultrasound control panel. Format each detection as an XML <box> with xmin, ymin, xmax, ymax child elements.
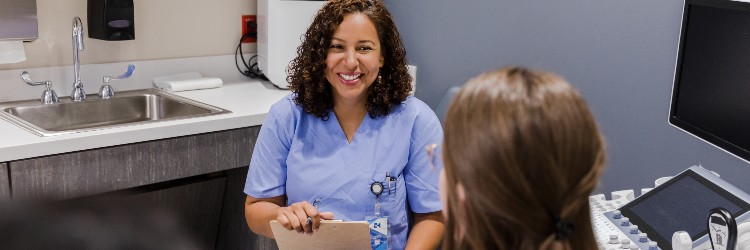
<box><xmin>590</xmin><ymin>166</ymin><xmax>750</xmax><ymax>250</ymax></box>
<box><xmin>591</xmin><ymin>191</ymin><xmax>659</xmax><ymax>250</ymax></box>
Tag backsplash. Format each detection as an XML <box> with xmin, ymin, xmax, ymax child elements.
<box><xmin>0</xmin><ymin>54</ymin><xmax>256</xmax><ymax>103</ymax></box>
<box><xmin>0</xmin><ymin>0</ymin><xmax>256</xmax><ymax>70</ymax></box>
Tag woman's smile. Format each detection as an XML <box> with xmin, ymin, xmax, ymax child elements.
<box><xmin>337</xmin><ymin>72</ymin><xmax>363</xmax><ymax>85</ymax></box>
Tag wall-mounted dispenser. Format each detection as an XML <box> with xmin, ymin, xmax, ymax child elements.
<box><xmin>0</xmin><ymin>0</ymin><xmax>38</xmax><ymax>41</ymax></box>
<box><xmin>87</xmin><ymin>0</ymin><xmax>135</xmax><ymax>41</ymax></box>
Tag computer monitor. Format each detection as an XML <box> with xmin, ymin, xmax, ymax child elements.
<box><xmin>669</xmin><ymin>0</ymin><xmax>750</xmax><ymax>163</ymax></box>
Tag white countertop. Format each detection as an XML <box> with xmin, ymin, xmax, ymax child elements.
<box><xmin>0</xmin><ymin>80</ymin><xmax>290</xmax><ymax>162</ymax></box>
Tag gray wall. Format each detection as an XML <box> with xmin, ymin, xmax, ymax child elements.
<box><xmin>386</xmin><ymin>0</ymin><xmax>750</xmax><ymax>195</ymax></box>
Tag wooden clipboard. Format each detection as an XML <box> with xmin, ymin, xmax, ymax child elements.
<box><xmin>270</xmin><ymin>220</ymin><xmax>371</xmax><ymax>250</ymax></box>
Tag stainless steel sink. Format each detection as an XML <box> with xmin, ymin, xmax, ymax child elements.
<box><xmin>0</xmin><ymin>88</ymin><xmax>231</xmax><ymax>137</ymax></box>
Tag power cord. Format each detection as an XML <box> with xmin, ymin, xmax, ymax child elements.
<box><xmin>235</xmin><ymin>32</ymin><xmax>269</xmax><ymax>81</ymax></box>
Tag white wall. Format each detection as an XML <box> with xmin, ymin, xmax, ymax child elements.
<box><xmin>1</xmin><ymin>0</ymin><xmax>256</xmax><ymax>70</ymax></box>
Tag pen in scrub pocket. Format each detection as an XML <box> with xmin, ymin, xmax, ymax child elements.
<box><xmin>306</xmin><ymin>198</ymin><xmax>322</xmax><ymax>225</ymax></box>
<box><xmin>386</xmin><ymin>172</ymin><xmax>391</xmax><ymax>195</ymax></box>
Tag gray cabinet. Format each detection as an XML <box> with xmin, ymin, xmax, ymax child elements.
<box><xmin>125</xmin><ymin>174</ymin><xmax>227</xmax><ymax>249</ymax></box>
<box><xmin>9</xmin><ymin>127</ymin><xmax>258</xmax><ymax>200</ymax></box>
<box><xmin>216</xmin><ymin>167</ymin><xmax>279</xmax><ymax>250</ymax></box>
<box><xmin>0</xmin><ymin>163</ymin><xmax>8</xmax><ymax>200</ymax></box>
<box><xmin>3</xmin><ymin>126</ymin><xmax>276</xmax><ymax>249</ymax></box>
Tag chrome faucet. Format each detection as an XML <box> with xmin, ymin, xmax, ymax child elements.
<box><xmin>99</xmin><ymin>64</ymin><xmax>136</xmax><ymax>99</ymax></box>
<box><xmin>71</xmin><ymin>17</ymin><xmax>86</xmax><ymax>102</ymax></box>
<box><xmin>20</xmin><ymin>72</ymin><xmax>59</xmax><ymax>104</ymax></box>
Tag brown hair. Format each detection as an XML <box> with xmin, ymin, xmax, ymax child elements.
<box><xmin>286</xmin><ymin>0</ymin><xmax>412</xmax><ymax>120</ymax></box>
<box><xmin>442</xmin><ymin>67</ymin><xmax>606</xmax><ymax>250</ymax></box>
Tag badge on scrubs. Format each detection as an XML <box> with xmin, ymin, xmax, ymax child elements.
<box><xmin>367</xmin><ymin>181</ymin><xmax>388</xmax><ymax>250</ymax></box>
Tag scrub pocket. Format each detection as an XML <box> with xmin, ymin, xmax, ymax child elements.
<box><xmin>366</xmin><ymin>171</ymin><xmax>403</xmax><ymax>214</ymax></box>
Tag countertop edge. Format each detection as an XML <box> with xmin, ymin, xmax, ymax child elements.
<box><xmin>0</xmin><ymin>81</ymin><xmax>290</xmax><ymax>162</ymax></box>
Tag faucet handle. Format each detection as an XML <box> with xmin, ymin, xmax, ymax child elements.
<box><xmin>103</xmin><ymin>64</ymin><xmax>135</xmax><ymax>84</ymax></box>
<box><xmin>21</xmin><ymin>71</ymin><xmax>59</xmax><ymax>104</ymax></box>
<box><xmin>21</xmin><ymin>71</ymin><xmax>49</xmax><ymax>86</ymax></box>
<box><xmin>99</xmin><ymin>64</ymin><xmax>135</xmax><ymax>99</ymax></box>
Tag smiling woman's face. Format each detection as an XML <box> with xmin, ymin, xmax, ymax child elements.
<box><xmin>325</xmin><ymin>12</ymin><xmax>384</xmax><ymax>105</ymax></box>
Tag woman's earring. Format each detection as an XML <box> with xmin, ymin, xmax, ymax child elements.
<box><xmin>377</xmin><ymin>75</ymin><xmax>382</xmax><ymax>85</ymax></box>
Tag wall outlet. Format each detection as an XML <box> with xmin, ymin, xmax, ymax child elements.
<box><xmin>241</xmin><ymin>15</ymin><xmax>256</xmax><ymax>43</ymax></box>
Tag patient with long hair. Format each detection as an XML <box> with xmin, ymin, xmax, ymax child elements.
<box><xmin>440</xmin><ymin>67</ymin><xmax>606</xmax><ymax>250</ymax></box>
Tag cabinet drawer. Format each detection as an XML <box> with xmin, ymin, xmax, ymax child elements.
<box><xmin>9</xmin><ymin>126</ymin><xmax>259</xmax><ymax>200</ymax></box>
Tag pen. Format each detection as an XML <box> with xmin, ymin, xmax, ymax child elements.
<box><xmin>386</xmin><ymin>172</ymin><xmax>391</xmax><ymax>195</ymax></box>
<box><xmin>306</xmin><ymin>198</ymin><xmax>321</xmax><ymax>225</ymax></box>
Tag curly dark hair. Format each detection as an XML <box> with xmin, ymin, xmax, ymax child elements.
<box><xmin>286</xmin><ymin>0</ymin><xmax>412</xmax><ymax>120</ymax></box>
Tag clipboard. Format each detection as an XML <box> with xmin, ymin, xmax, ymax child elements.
<box><xmin>270</xmin><ymin>220</ymin><xmax>371</xmax><ymax>250</ymax></box>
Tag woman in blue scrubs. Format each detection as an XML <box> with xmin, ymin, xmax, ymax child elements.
<box><xmin>243</xmin><ymin>0</ymin><xmax>444</xmax><ymax>249</ymax></box>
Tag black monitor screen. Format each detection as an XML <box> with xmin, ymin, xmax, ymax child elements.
<box><xmin>620</xmin><ymin>170</ymin><xmax>750</xmax><ymax>249</ymax></box>
<box><xmin>670</xmin><ymin>0</ymin><xmax>750</xmax><ymax>162</ymax></box>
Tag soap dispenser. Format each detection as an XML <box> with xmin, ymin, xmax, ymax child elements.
<box><xmin>88</xmin><ymin>0</ymin><xmax>135</xmax><ymax>41</ymax></box>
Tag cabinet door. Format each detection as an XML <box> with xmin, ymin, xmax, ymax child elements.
<box><xmin>124</xmin><ymin>174</ymin><xmax>227</xmax><ymax>249</ymax></box>
<box><xmin>0</xmin><ymin>163</ymin><xmax>9</xmax><ymax>200</ymax></box>
<box><xmin>216</xmin><ymin>167</ymin><xmax>279</xmax><ymax>250</ymax></box>
<box><xmin>8</xmin><ymin>126</ymin><xmax>259</xmax><ymax>200</ymax></box>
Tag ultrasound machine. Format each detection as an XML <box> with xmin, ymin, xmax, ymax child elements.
<box><xmin>590</xmin><ymin>0</ymin><xmax>750</xmax><ymax>249</ymax></box>
<box><xmin>590</xmin><ymin>166</ymin><xmax>750</xmax><ymax>250</ymax></box>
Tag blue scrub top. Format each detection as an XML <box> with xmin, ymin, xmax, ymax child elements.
<box><xmin>244</xmin><ymin>94</ymin><xmax>443</xmax><ymax>250</ymax></box>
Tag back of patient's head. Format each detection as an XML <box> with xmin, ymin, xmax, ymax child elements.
<box><xmin>442</xmin><ymin>67</ymin><xmax>605</xmax><ymax>250</ymax></box>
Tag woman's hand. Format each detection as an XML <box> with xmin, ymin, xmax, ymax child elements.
<box><xmin>276</xmin><ymin>201</ymin><xmax>335</xmax><ymax>234</ymax></box>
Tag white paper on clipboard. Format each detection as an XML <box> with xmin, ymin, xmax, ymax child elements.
<box><xmin>270</xmin><ymin>220</ymin><xmax>371</xmax><ymax>250</ymax></box>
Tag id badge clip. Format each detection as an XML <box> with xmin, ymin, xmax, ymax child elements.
<box><xmin>368</xmin><ymin>181</ymin><xmax>388</xmax><ymax>250</ymax></box>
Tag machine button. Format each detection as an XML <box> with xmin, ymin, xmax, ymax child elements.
<box><xmin>612</xmin><ymin>210</ymin><xmax>622</xmax><ymax>219</ymax></box>
<box><xmin>629</xmin><ymin>225</ymin><xmax>639</xmax><ymax>234</ymax></box>
<box><xmin>639</xmin><ymin>233</ymin><xmax>649</xmax><ymax>243</ymax></box>
<box><xmin>621</xmin><ymin>218</ymin><xmax>630</xmax><ymax>226</ymax></box>
<box><xmin>609</xmin><ymin>234</ymin><xmax>619</xmax><ymax>244</ymax></box>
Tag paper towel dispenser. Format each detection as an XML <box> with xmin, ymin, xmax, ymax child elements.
<box><xmin>0</xmin><ymin>0</ymin><xmax>38</xmax><ymax>41</ymax></box>
<box><xmin>257</xmin><ymin>0</ymin><xmax>327</xmax><ymax>89</ymax></box>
